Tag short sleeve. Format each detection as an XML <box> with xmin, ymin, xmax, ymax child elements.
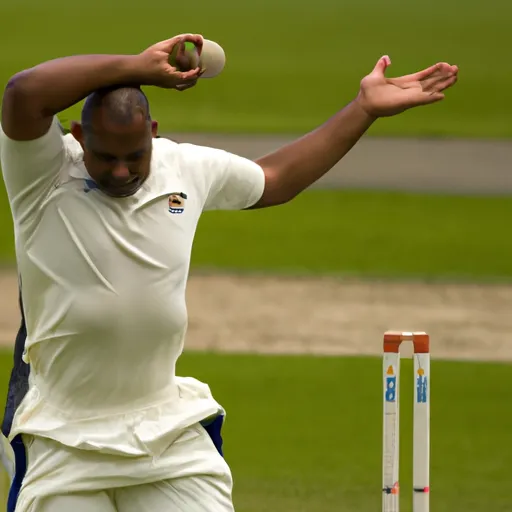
<box><xmin>0</xmin><ymin>117</ymin><xmax>65</xmax><ymax>220</ymax></box>
<box><xmin>178</xmin><ymin>143</ymin><xmax>265</xmax><ymax>211</ymax></box>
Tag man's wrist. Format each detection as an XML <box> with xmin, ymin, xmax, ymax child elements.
<box><xmin>118</xmin><ymin>54</ymin><xmax>152</xmax><ymax>86</ymax></box>
<box><xmin>353</xmin><ymin>93</ymin><xmax>379</xmax><ymax>123</ymax></box>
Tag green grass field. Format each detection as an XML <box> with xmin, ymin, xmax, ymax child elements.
<box><xmin>193</xmin><ymin>190</ymin><xmax>512</xmax><ymax>280</ymax></box>
<box><xmin>0</xmin><ymin>350</ymin><xmax>509</xmax><ymax>511</ymax></box>
<box><xmin>0</xmin><ymin>0</ymin><xmax>510</xmax><ymax>137</ymax></box>
<box><xmin>192</xmin><ymin>190</ymin><xmax>512</xmax><ymax>280</ymax></box>
<box><xmin>1</xmin><ymin>188</ymin><xmax>511</xmax><ymax>280</ymax></box>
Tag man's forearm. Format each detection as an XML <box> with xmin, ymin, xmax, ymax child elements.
<box><xmin>4</xmin><ymin>55</ymin><xmax>144</xmax><ymax>119</ymax></box>
<box><xmin>254</xmin><ymin>99</ymin><xmax>376</xmax><ymax>207</ymax></box>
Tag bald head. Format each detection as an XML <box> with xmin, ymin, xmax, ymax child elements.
<box><xmin>81</xmin><ymin>86</ymin><xmax>151</xmax><ymax>136</ymax></box>
<box><xmin>72</xmin><ymin>85</ymin><xmax>156</xmax><ymax>198</ymax></box>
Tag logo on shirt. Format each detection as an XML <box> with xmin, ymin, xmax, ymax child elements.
<box><xmin>168</xmin><ymin>192</ymin><xmax>187</xmax><ymax>214</ymax></box>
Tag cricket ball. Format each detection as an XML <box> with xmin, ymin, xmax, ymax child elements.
<box><xmin>169</xmin><ymin>39</ymin><xmax>225</xmax><ymax>79</ymax></box>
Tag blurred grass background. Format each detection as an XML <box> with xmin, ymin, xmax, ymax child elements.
<box><xmin>0</xmin><ymin>0</ymin><xmax>511</xmax><ymax>136</ymax></box>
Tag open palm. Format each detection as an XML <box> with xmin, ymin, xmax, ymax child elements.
<box><xmin>357</xmin><ymin>56</ymin><xmax>458</xmax><ymax>117</ymax></box>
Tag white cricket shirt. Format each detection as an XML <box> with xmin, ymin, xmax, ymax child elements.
<box><xmin>0</xmin><ymin>117</ymin><xmax>265</xmax><ymax>456</ymax></box>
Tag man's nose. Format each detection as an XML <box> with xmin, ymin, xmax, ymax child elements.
<box><xmin>111</xmin><ymin>162</ymin><xmax>130</xmax><ymax>180</ymax></box>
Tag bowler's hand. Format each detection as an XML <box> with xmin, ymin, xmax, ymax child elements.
<box><xmin>356</xmin><ymin>56</ymin><xmax>458</xmax><ymax>118</ymax></box>
<box><xmin>138</xmin><ymin>34</ymin><xmax>204</xmax><ymax>90</ymax></box>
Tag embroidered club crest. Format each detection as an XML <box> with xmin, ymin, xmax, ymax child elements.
<box><xmin>168</xmin><ymin>192</ymin><xmax>187</xmax><ymax>214</ymax></box>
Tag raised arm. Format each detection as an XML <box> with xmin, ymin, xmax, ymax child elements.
<box><xmin>1</xmin><ymin>34</ymin><xmax>204</xmax><ymax>141</ymax></box>
<box><xmin>252</xmin><ymin>56</ymin><xmax>458</xmax><ymax>208</ymax></box>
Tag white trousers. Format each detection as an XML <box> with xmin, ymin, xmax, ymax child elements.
<box><xmin>12</xmin><ymin>422</ymin><xmax>234</xmax><ymax>512</ymax></box>
<box><xmin>18</xmin><ymin>476</ymin><xmax>234</xmax><ymax>512</ymax></box>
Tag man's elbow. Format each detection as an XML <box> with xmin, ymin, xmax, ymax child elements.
<box><xmin>4</xmin><ymin>70</ymin><xmax>32</xmax><ymax>99</ymax></box>
<box><xmin>3</xmin><ymin>69</ymin><xmax>44</xmax><ymax>115</ymax></box>
<box><xmin>3</xmin><ymin>72</ymin><xmax>30</xmax><ymax>120</ymax></box>
<box><xmin>1</xmin><ymin>70</ymin><xmax>49</xmax><ymax>140</ymax></box>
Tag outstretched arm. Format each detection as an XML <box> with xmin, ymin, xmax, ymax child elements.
<box><xmin>252</xmin><ymin>56</ymin><xmax>458</xmax><ymax>208</ymax></box>
<box><xmin>1</xmin><ymin>34</ymin><xmax>204</xmax><ymax>141</ymax></box>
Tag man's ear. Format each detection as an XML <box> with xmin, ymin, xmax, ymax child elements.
<box><xmin>70</xmin><ymin>122</ymin><xmax>84</xmax><ymax>148</ymax></box>
<box><xmin>151</xmin><ymin>120</ymin><xmax>159</xmax><ymax>138</ymax></box>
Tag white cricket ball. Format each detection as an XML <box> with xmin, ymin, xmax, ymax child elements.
<box><xmin>199</xmin><ymin>39</ymin><xmax>226</xmax><ymax>78</ymax></box>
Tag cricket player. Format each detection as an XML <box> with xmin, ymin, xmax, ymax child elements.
<box><xmin>0</xmin><ymin>33</ymin><xmax>458</xmax><ymax>511</ymax></box>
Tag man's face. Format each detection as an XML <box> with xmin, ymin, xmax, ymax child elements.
<box><xmin>71</xmin><ymin>112</ymin><xmax>158</xmax><ymax>198</ymax></box>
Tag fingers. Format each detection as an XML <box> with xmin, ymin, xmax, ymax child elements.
<box><xmin>419</xmin><ymin>92</ymin><xmax>445</xmax><ymax>105</ymax></box>
<box><xmin>436</xmin><ymin>63</ymin><xmax>458</xmax><ymax>75</ymax></box>
<box><xmin>162</xmin><ymin>34</ymin><xmax>204</xmax><ymax>55</ymax></box>
<box><xmin>175</xmin><ymin>79</ymin><xmax>198</xmax><ymax>92</ymax></box>
<box><xmin>400</xmin><ymin>62</ymin><xmax>457</xmax><ymax>82</ymax></box>
<box><xmin>404</xmin><ymin>63</ymin><xmax>443</xmax><ymax>82</ymax></box>
<box><xmin>173</xmin><ymin>67</ymin><xmax>202</xmax><ymax>82</ymax></box>
<box><xmin>417</xmin><ymin>73</ymin><xmax>458</xmax><ymax>105</ymax></box>
<box><xmin>413</xmin><ymin>72</ymin><xmax>456</xmax><ymax>108</ymax></box>
<box><xmin>433</xmin><ymin>74</ymin><xmax>458</xmax><ymax>92</ymax></box>
<box><xmin>422</xmin><ymin>71</ymin><xmax>458</xmax><ymax>93</ymax></box>
<box><xmin>191</xmin><ymin>35</ymin><xmax>204</xmax><ymax>55</ymax></box>
<box><xmin>370</xmin><ymin>55</ymin><xmax>392</xmax><ymax>77</ymax></box>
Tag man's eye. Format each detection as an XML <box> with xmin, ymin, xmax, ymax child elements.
<box><xmin>97</xmin><ymin>154</ymin><xmax>116</xmax><ymax>163</ymax></box>
<box><xmin>126</xmin><ymin>153</ymin><xmax>143</xmax><ymax>162</ymax></box>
